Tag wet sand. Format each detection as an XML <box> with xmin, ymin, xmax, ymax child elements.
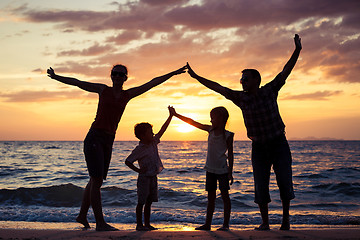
<box><xmin>0</xmin><ymin>226</ymin><xmax>359</xmax><ymax>240</ymax></box>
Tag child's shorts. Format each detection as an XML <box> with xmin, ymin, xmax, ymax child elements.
<box><xmin>205</xmin><ymin>171</ymin><xmax>230</xmax><ymax>191</ymax></box>
<box><xmin>137</xmin><ymin>175</ymin><xmax>158</xmax><ymax>204</ymax></box>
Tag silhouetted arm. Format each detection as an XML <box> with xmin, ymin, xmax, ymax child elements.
<box><xmin>127</xmin><ymin>66</ymin><xmax>187</xmax><ymax>99</ymax></box>
<box><xmin>156</xmin><ymin>106</ymin><xmax>174</xmax><ymax>139</ymax></box>
<box><xmin>278</xmin><ymin>34</ymin><xmax>302</xmax><ymax>83</ymax></box>
<box><xmin>125</xmin><ymin>160</ymin><xmax>141</xmax><ymax>173</ymax></box>
<box><xmin>169</xmin><ymin>106</ymin><xmax>211</xmax><ymax>132</ymax></box>
<box><xmin>227</xmin><ymin>133</ymin><xmax>234</xmax><ymax>185</ymax></box>
<box><xmin>187</xmin><ymin>63</ymin><xmax>231</xmax><ymax>98</ymax></box>
<box><xmin>47</xmin><ymin>67</ymin><xmax>106</xmax><ymax>94</ymax></box>
<box><xmin>125</xmin><ymin>160</ymin><xmax>146</xmax><ymax>174</ymax></box>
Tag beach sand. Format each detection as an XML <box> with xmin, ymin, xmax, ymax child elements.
<box><xmin>0</xmin><ymin>228</ymin><xmax>360</xmax><ymax>240</ymax></box>
<box><xmin>0</xmin><ymin>222</ymin><xmax>359</xmax><ymax>240</ymax></box>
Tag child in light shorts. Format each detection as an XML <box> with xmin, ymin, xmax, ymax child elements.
<box><xmin>170</xmin><ymin>106</ymin><xmax>234</xmax><ymax>231</ymax></box>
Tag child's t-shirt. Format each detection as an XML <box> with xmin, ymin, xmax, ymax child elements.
<box><xmin>125</xmin><ymin>135</ymin><xmax>164</xmax><ymax>176</ymax></box>
<box><xmin>205</xmin><ymin>130</ymin><xmax>234</xmax><ymax>174</ymax></box>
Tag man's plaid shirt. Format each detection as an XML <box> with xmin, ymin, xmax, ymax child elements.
<box><xmin>224</xmin><ymin>73</ymin><xmax>286</xmax><ymax>142</ymax></box>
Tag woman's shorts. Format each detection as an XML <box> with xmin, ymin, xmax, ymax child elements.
<box><xmin>83</xmin><ymin>128</ymin><xmax>115</xmax><ymax>180</ymax></box>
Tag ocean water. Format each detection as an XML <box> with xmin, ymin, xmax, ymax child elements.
<box><xmin>0</xmin><ymin>141</ymin><xmax>359</xmax><ymax>228</ymax></box>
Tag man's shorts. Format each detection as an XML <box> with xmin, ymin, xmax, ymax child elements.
<box><xmin>205</xmin><ymin>171</ymin><xmax>230</xmax><ymax>192</ymax></box>
<box><xmin>251</xmin><ymin>134</ymin><xmax>295</xmax><ymax>204</ymax></box>
<box><xmin>83</xmin><ymin>128</ymin><xmax>115</xmax><ymax>180</ymax></box>
<box><xmin>137</xmin><ymin>175</ymin><xmax>158</xmax><ymax>205</ymax></box>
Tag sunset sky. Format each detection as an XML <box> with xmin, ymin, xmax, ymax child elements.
<box><xmin>1</xmin><ymin>0</ymin><xmax>359</xmax><ymax>141</ymax></box>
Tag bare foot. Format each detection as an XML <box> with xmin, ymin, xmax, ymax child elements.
<box><xmin>217</xmin><ymin>225</ymin><xmax>229</xmax><ymax>231</ymax></box>
<box><xmin>255</xmin><ymin>223</ymin><xmax>270</xmax><ymax>231</ymax></box>
<box><xmin>195</xmin><ymin>224</ymin><xmax>211</xmax><ymax>231</ymax></box>
<box><xmin>145</xmin><ymin>225</ymin><xmax>157</xmax><ymax>230</ymax></box>
<box><xmin>136</xmin><ymin>225</ymin><xmax>150</xmax><ymax>231</ymax></box>
<box><xmin>280</xmin><ymin>222</ymin><xmax>290</xmax><ymax>230</ymax></box>
<box><xmin>76</xmin><ymin>216</ymin><xmax>90</xmax><ymax>229</ymax></box>
<box><xmin>95</xmin><ymin>223</ymin><xmax>118</xmax><ymax>231</ymax></box>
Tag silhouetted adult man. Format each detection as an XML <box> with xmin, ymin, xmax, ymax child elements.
<box><xmin>187</xmin><ymin>34</ymin><xmax>302</xmax><ymax>230</ymax></box>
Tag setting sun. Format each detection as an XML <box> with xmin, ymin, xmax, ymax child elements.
<box><xmin>176</xmin><ymin>123</ymin><xmax>196</xmax><ymax>133</ymax></box>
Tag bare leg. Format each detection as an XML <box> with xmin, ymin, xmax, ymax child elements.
<box><xmin>280</xmin><ymin>200</ymin><xmax>290</xmax><ymax>230</ymax></box>
<box><xmin>196</xmin><ymin>191</ymin><xmax>216</xmax><ymax>230</ymax></box>
<box><xmin>90</xmin><ymin>177</ymin><xmax>105</xmax><ymax>225</ymax></box>
<box><xmin>136</xmin><ymin>203</ymin><xmax>144</xmax><ymax>228</ymax></box>
<box><xmin>76</xmin><ymin>180</ymin><xmax>91</xmax><ymax>228</ymax></box>
<box><xmin>255</xmin><ymin>203</ymin><xmax>270</xmax><ymax>230</ymax></box>
<box><xmin>144</xmin><ymin>202</ymin><xmax>150</xmax><ymax>227</ymax></box>
<box><xmin>144</xmin><ymin>201</ymin><xmax>156</xmax><ymax>230</ymax></box>
<box><xmin>136</xmin><ymin>203</ymin><xmax>149</xmax><ymax>231</ymax></box>
<box><xmin>90</xmin><ymin>177</ymin><xmax>117</xmax><ymax>231</ymax></box>
<box><xmin>219</xmin><ymin>190</ymin><xmax>231</xmax><ymax>230</ymax></box>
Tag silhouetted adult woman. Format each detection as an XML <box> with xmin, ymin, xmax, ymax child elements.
<box><xmin>47</xmin><ymin>64</ymin><xmax>186</xmax><ymax>231</ymax></box>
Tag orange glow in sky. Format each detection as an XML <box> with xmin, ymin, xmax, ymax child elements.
<box><xmin>176</xmin><ymin>123</ymin><xmax>196</xmax><ymax>133</ymax></box>
<box><xmin>0</xmin><ymin>0</ymin><xmax>359</xmax><ymax>141</ymax></box>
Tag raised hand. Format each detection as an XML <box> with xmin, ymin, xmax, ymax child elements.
<box><xmin>186</xmin><ymin>62</ymin><xmax>197</xmax><ymax>78</ymax></box>
<box><xmin>168</xmin><ymin>105</ymin><xmax>177</xmax><ymax>116</ymax></box>
<box><xmin>294</xmin><ymin>34</ymin><xmax>302</xmax><ymax>50</ymax></box>
<box><xmin>173</xmin><ymin>65</ymin><xmax>187</xmax><ymax>75</ymax></box>
<box><xmin>47</xmin><ymin>67</ymin><xmax>56</xmax><ymax>78</ymax></box>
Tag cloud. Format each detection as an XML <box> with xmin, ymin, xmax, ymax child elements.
<box><xmin>164</xmin><ymin>0</ymin><xmax>360</xmax><ymax>30</ymax></box>
<box><xmin>47</xmin><ymin>61</ymin><xmax>113</xmax><ymax>79</ymax></box>
<box><xmin>140</xmin><ymin>0</ymin><xmax>188</xmax><ymax>6</ymax></box>
<box><xmin>31</xmin><ymin>68</ymin><xmax>44</xmax><ymax>73</ymax></box>
<box><xmin>9</xmin><ymin>0</ymin><xmax>360</xmax><ymax>84</ymax></box>
<box><xmin>57</xmin><ymin>42</ymin><xmax>115</xmax><ymax>57</ymax></box>
<box><xmin>106</xmin><ymin>30</ymin><xmax>143</xmax><ymax>44</ymax></box>
<box><xmin>0</xmin><ymin>90</ymin><xmax>95</xmax><ymax>102</ymax></box>
<box><xmin>281</xmin><ymin>90</ymin><xmax>342</xmax><ymax>100</ymax></box>
<box><xmin>16</xmin><ymin>1</ymin><xmax>359</xmax><ymax>32</ymax></box>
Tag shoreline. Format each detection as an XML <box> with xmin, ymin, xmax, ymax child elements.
<box><xmin>1</xmin><ymin>221</ymin><xmax>359</xmax><ymax>240</ymax></box>
<box><xmin>0</xmin><ymin>228</ymin><xmax>359</xmax><ymax>240</ymax></box>
<box><xmin>1</xmin><ymin>221</ymin><xmax>359</xmax><ymax>231</ymax></box>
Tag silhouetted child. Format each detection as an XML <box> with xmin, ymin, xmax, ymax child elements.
<box><xmin>169</xmin><ymin>106</ymin><xmax>234</xmax><ymax>231</ymax></box>
<box><xmin>125</xmin><ymin>106</ymin><xmax>174</xmax><ymax>231</ymax></box>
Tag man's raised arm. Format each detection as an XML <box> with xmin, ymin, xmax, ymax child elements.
<box><xmin>186</xmin><ymin>62</ymin><xmax>230</xmax><ymax>97</ymax></box>
<box><xmin>280</xmin><ymin>34</ymin><xmax>302</xmax><ymax>81</ymax></box>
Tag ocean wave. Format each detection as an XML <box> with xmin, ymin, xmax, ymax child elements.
<box><xmin>292</xmin><ymin>203</ymin><xmax>359</xmax><ymax>210</ymax></box>
<box><xmin>1</xmin><ymin>140</ymin><xmax>359</xmax><ymax>226</ymax></box>
<box><xmin>295</xmin><ymin>173</ymin><xmax>328</xmax><ymax>179</ymax></box>
<box><xmin>0</xmin><ymin>183</ymin><xmax>84</xmax><ymax>207</ymax></box>
<box><xmin>42</xmin><ymin>145</ymin><xmax>62</xmax><ymax>149</ymax></box>
<box><xmin>327</xmin><ymin>167</ymin><xmax>360</xmax><ymax>173</ymax></box>
<box><xmin>0</xmin><ymin>184</ymin><xmax>142</xmax><ymax>208</ymax></box>
<box><xmin>312</xmin><ymin>182</ymin><xmax>360</xmax><ymax>197</ymax></box>
<box><xmin>0</xmin><ymin>184</ymin><xmax>208</xmax><ymax>208</ymax></box>
<box><xmin>0</xmin><ymin>206</ymin><xmax>359</xmax><ymax>226</ymax></box>
<box><xmin>0</xmin><ymin>166</ymin><xmax>30</xmax><ymax>177</ymax></box>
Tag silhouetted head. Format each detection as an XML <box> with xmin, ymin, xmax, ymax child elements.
<box><xmin>210</xmin><ymin>106</ymin><xmax>229</xmax><ymax>130</ymax></box>
<box><xmin>241</xmin><ymin>69</ymin><xmax>261</xmax><ymax>93</ymax></box>
<box><xmin>111</xmin><ymin>64</ymin><xmax>128</xmax><ymax>85</ymax></box>
<box><xmin>134</xmin><ymin>122</ymin><xmax>153</xmax><ymax>142</ymax></box>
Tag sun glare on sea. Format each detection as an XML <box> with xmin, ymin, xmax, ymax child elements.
<box><xmin>176</xmin><ymin>123</ymin><xmax>195</xmax><ymax>133</ymax></box>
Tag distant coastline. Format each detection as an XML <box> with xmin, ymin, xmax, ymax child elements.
<box><xmin>288</xmin><ymin>137</ymin><xmax>347</xmax><ymax>141</ymax></box>
<box><xmin>1</xmin><ymin>139</ymin><xmax>360</xmax><ymax>142</ymax></box>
